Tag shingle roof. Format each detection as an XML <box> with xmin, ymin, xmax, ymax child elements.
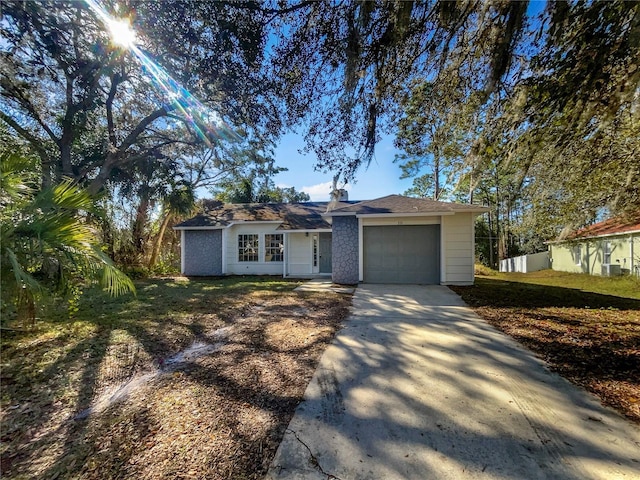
<box><xmin>566</xmin><ymin>213</ymin><xmax>640</xmax><ymax>240</ymax></box>
<box><xmin>175</xmin><ymin>195</ymin><xmax>487</xmax><ymax>230</ymax></box>
<box><xmin>326</xmin><ymin>194</ymin><xmax>488</xmax><ymax>215</ymax></box>
<box><xmin>174</xmin><ymin>202</ymin><xmax>334</xmax><ymax>230</ymax></box>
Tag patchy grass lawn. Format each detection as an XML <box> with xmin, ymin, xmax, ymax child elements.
<box><xmin>451</xmin><ymin>269</ymin><xmax>640</xmax><ymax>423</ymax></box>
<box><xmin>0</xmin><ymin>276</ymin><xmax>352</xmax><ymax>479</ymax></box>
<box><xmin>473</xmin><ymin>266</ymin><xmax>640</xmax><ymax>300</ymax></box>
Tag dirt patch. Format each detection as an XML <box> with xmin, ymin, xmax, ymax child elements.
<box><xmin>1</xmin><ymin>281</ymin><xmax>352</xmax><ymax>479</ymax></box>
<box><xmin>451</xmin><ymin>278</ymin><xmax>640</xmax><ymax>424</ymax></box>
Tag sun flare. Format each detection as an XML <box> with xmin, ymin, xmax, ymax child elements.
<box><xmin>84</xmin><ymin>0</ymin><xmax>235</xmax><ymax>144</ymax></box>
<box><xmin>107</xmin><ymin>18</ymin><xmax>136</xmax><ymax>48</ymax></box>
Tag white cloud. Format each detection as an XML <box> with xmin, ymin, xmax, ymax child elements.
<box><xmin>301</xmin><ymin>181</ymin><xmax>334</xmax><ymax>201</ymax></box>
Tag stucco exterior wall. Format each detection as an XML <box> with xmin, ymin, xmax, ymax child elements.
<box><xmin>441</xmin><ymin>213</ymin><xmax>474</xmax><ymax>285</ymax></box>
<box><xmin>332</xmin><ymin>216</ymin><xmax>359</xmax><ymax>284</ymax></box>
<box><xmin>183</xmin><ymin>230</ymin><xmax>222</xmax><ymax>276</ymax></box>
<box><xmin>224</xmin><ymin>223</ymin><xmax>284</xmax><ymax>275</ymax></box>
<box><xmin>549</xmin><ymin>243</ymin><xmax>586</xmax><ymax>274</ymax></box>
<box><xmin>610</xmin><ymin>236</ymin><xmax>634</xmax><ymax>274</ymax></box>
<box><xmin>551</xmin><ymin>234</ymin><xmax>635</xmax><ymax>275</ymax></box>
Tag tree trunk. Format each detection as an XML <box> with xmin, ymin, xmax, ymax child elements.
<box><xmin>494</xmin><ymin>169</ymin><xmax>503</xmax><ymax>265</ymax></box>
<box><xmin>149</xmin><ymin>212</ymin><xmax>172</xmax><ymax>270</ymax></box>
<box><xmin>487</xmin><ymin>198</ymin><xmax>495</xmax><ymax>269</ymax></box>
<box><xmin>132</xmin><ymin>194</ymin><xmax>151</xmax><ymax>265</ymax></box>
<box><xmin>59</xmin><ymin>135</ymin><xmax>74</xmax><ymax>179</ymax></box>
<box><xmin>87</xmin><ymin>156</ymin><xmax>117</xmax><ymax>196</ymax></box>
<box><xmin>433</xmin><ymin>151</ymin><xmax>441</xmax><ymax>201</ymax></box>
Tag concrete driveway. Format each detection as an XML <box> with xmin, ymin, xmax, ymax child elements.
<box><xmin>266</xmin><ymin>284</ymin><xmax>640</xmax><ymax>479</ymax></box>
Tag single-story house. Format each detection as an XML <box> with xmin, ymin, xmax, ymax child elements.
<box><xmin>174</xmin><ymin>194</ymin><xmax>488</xmax><ymax>285</ymax></box>
<box><xmin>548</xmin><ymin>214</ymin><xmax>640</xmax><ymax>276</ymax></box>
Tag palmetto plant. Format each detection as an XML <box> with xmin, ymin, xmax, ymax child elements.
<box><xmin>1</xmin><ymin>153</ymin><xmax>135</xmax><ymax>326</ymax></box>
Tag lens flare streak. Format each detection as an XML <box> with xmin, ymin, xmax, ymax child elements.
<box><xmin>84</xmin><ymin>0</ymin><xmax>239</xmax><ymax>146</ymax></box>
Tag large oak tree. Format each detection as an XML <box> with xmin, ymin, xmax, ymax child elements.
<box><xmin>1</xmin><ymin>0</ymin><xmax>279</xmax><ymax>193</ymax></box>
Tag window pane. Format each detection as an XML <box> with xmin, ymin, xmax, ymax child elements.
<box><xmin>238</xmin><ymin>234</ymin><xmax>258</xmax><ymax>262</ymax></box>
<box><xmin>265</xmin><ymin>234</ymin><xmax>283</xmax><ymax>262</ymax></box>
<box><xmin>574</xmin><ymin>245</ymin><xmax>581</xmax><ymax>265</ymax></box>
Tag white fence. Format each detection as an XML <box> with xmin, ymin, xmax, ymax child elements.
<box><xmin>499</xmin><ymin>252</ymin><xmax>550</xmax><ymax>273</ymax></box>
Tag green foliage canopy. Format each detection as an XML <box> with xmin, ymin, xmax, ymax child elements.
<box><xmin>272</xmin><ymin>1</ymin><xmax>639</xmax><ymax>223</ymax></box>
<box><xmin>0</xmin><ymin>0</ymin><xmax>280</xmax><ymax>194</ymax></box>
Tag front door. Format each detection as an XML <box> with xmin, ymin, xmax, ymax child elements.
<box><xmin>319</xmin><ymin>232</ymin><xmax>332</xmax><ymax>273</ymax></box>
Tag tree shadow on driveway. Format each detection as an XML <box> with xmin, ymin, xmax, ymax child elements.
<box><xmin>267</xmin><ymin>284</ymin><xmax>640</xmax><ymax>480</ymax></box>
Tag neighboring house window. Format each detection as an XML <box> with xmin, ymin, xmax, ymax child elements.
<box><xmin>238</xmin><ymin>234</ymin><xmax>258</xmax><ymax>262</ymax></box>
<box><xmin>265</xmin><ymin>234</ymin><xmax>284</xmax><ymax>262</ymax></box>
<box><xmin>573</xmin><ymin>245</ymin><xmax>581</xmax><ymax>265</ymax></box>
<box><xmin>603</xmin><ymin>241</ymin><xmax>611</xmax><ymax>264</ymax></box>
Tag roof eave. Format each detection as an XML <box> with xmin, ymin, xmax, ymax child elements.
<box><xmin>355</xmin><ymin>211</ymin><xmax>456</xmax><ymax>218</ymax></box>
<box><xmin>173</xmin><ymin>225</ymin><xmax>227</xmax><ymax>231</ymax></box>
<box><xmin>174</xmin><ymin>220</ymin><xmax>283</xmax><ymax>230</ymax></box>
<box><xmin>326</xmin><ymin>209</ymin><xmax>487</xmax><ymax>217</ymax></box>
<box><xmin>278</xmin><ymin>228</ymin><xmax>333</xmax><ymax>233</ymax></box>
<box><xmin>322</xmin><ymin>211</ymin><xmax>357</xmax><ymax>217</ymax></box>
<box><xmin>546</xmin><ymin>228</ymin><xmax>640</xmax><ymax>244</ymax></box>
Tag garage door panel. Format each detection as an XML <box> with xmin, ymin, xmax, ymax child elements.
<box><xmin>397</xmin><ymin>256</ymin><xmax>416</xmax><ymax>269</ymax></box>
<box><xmin>363</xmin><ymin>225</ymin><xmax>440</xmax><ymax>284</ymax></box>
<box><xmin>381</xmin><ymin>256</ymin><xmax>397</xmax><ymax>269</ymax></box>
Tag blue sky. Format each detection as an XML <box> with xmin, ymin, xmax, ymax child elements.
<box><xmin>272</xmin><ymin>132</ymin><xmax>413</xmax><ymax>201</ymax></box>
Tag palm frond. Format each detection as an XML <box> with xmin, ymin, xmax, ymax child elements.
<box><xmin>93</xmin><ymin>248</ymin><xmax>136</xmax><ymax>297</ymax></box>
<box><xmin>4</xmin><ymin>247</ymin><xmax>42</xmax><ymax>295</ymax></box>
<box><xmin>0</xmin><ymin>152</ymin><xmax>38</xmax><ymax>205</ymax></box>
<box><xmin>34</xmin><ymin>178</ymin><xmax>95</xmax><ymax>213</ymax></box>
<box><xmin>1</xmin><ymin>155</ymin><xmax>134</xmax><ymax>326</ymax></box>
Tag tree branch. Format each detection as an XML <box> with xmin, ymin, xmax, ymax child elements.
<box><xmin>216</xmin><ymin>0</ymin><xmax>316</xmax><ymax>16</ymax></box>
<box><xmin>0</xmin><ymin>81</ymin><xmax>60</xmax><ymax>143</ymax></box>
<box><xmin>118</xmin><ymin>107</ymin><xmax>168</xmax><ymax>154</ymax></box>
<box><xmin>105</xmin><ymin>72</ymin><xmax>123</xmax><ymax>149</ymax></box>
<box><xmin>0</xmin><ymin>110</ymin><xmax>48</xmax><ymax>157</ymax></box>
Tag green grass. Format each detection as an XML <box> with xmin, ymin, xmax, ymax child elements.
<box><xmin>475</xmin><ymin>267</ymin><xmax>640</xmax><ymax>300</ymax></box>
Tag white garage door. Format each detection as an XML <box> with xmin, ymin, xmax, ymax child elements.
<box><xmin>363</xmin><ymin>225</ymin><xmax>440</xmax><ymax>284</ymax></box>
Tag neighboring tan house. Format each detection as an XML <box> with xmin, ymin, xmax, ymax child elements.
<box><xmin>548</xmin><ymin>215</ymin><xmax>640</xmax><ymax>276</ymax></box>
<box><xmin>174</xmin><ymin>194</ymin><xmax>488</xmax><ymax>285</ymax></box>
